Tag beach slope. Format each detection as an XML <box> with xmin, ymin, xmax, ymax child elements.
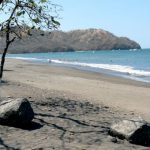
<box><xmin>0</xmin><ymin>59</ymin><xmax>150</xmax><ymax>150</ymax></box>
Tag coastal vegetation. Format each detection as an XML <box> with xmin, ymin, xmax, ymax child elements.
<box><xmin>0</xmin><ymin>0</ymin><xmax>60</xmax><ymax>81</ymax></box>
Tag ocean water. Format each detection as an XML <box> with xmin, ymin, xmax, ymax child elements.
<box><xmin>6</xmin><ymin>49</ymin><xmax>150</xmax><ymax>83</ymax></box>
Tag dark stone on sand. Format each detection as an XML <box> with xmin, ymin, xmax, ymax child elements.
<box><xmin>109</xmin><ymin>119</ymin><xmax>150</xmax><ymax>146</ymax></box>
<box><xmin>0</xmin><ymin>98</ymin><xmax>34</xmax><ymax>126</ymax></box>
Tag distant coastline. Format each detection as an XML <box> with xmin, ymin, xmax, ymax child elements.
<box><xmin>0</xmin><ymin>28</ymin><xmax>141</xmax><ymax>54</ymax></box>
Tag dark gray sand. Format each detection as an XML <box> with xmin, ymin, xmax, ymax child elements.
<box><xmin>0</xmin><ymin>81</ymin><xmax>149</xmax><ymax>150</ymax></box>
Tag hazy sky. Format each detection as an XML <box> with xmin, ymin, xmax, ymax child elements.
<box><xmin>55</xmin><ymin>0</ymin><xmax>150</xmax><ymax>48</ymax></box>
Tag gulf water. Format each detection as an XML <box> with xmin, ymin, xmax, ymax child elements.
<box><xmin>7</xmin><ymin>49</ymin><xmax>150</xmax><ymax>83</ymax></box>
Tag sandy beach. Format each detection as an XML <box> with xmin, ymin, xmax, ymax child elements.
<box><xmin>0</xmin><ymin>59</ymin><xmax>150</xmax><ymax>150</ymax></box>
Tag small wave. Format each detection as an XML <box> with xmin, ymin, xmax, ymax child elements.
<box><xmin>51</xmin><ymin>59</ymin><xmax>150</xmax><ymax>77</ymax></box>
<box><xmin>7</xmin><ymin>56</ymin><xmax>45</xmax><ymax>62</ymax></box>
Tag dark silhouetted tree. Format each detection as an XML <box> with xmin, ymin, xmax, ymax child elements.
<box><xmin>0</xmin><ymin>0</ymin><xmax>61</xmax><ymax>82</ymax></box>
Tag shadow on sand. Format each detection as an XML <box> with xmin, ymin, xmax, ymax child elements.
<box><xmin>0</xmin><ymin>121</ymin><xmax>43</xmax><ymax>131</ymax></box>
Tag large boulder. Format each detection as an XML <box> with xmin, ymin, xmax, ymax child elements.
<box><xmin>109</xmin><ymin>119</ymin><xmax>150</xmax><ymax>146</ymax></box>
<box><xmin>0</xmin><ymin>98</ymin><xmax>34</xmax><ymax>126</ymax></box>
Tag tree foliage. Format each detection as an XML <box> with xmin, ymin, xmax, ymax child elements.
<box><xmin>0</xmin><ymin>0</ymin><xmax>61</xmax><ymax>81</ymax></box>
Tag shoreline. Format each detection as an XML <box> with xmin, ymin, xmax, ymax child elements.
<box><xmin>1</xmin><ymin>58</ymin><xmax>150</xmax><ymax>119</ymax></box>
<box><xmin>7</xmin><ymin>57</ymin><xmax>150</xmax><ymax>84</ymax></box>
<box><xmin>6</xmin><ymin>58</ymin><xmax>150</xmax><ymax>87</ymax></box>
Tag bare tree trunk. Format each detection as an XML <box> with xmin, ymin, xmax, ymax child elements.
<box><xmin>0</xmin><ymin>31</ymin><xmax>10</xmax><ymax>82</ymax></box>
<box><xmin>0</xmin><ymin>25</ymin><xmax>15</xmax><ymax>82</ymax></box>
<box><xmin>0</xmin><ymin>48</ymin><xmax>7</xmax><ymax>82</ymax></box>
<box><xmin>0</xmin><ymin>4</ymin><xmax>18</xmax><ymax>82</ymax></box>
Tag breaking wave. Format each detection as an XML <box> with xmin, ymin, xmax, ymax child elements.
<box><xmin>50</xmin><ymin>59</ymin><xmax>150</xmax><ymax>77</ymax></box>
<box><xmin>7</xmin><ymin>57</ymin><xmax>45</xmax><ymax>62</ymax></box>
<box><xmin>7</xmin><ymin>56</ymin><xmax>150</xmax><ymax>81</ymax></box>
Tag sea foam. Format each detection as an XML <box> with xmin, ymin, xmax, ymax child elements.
<box><xmin>51</xmin><ymin>59</ymin><xmax>150</xmax><ymax>77</ymax></box>
<box><xmin>7</xmin><ymin>57</ymin><xmax>45</xmax><ymax>62</ymax></box>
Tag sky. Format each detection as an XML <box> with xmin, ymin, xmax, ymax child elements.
<box><xmin>54</xmin><ymin>0</ymin><xmax>150</xmax><ymax>48</ymax></box>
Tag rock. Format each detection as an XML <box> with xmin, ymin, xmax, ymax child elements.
<box><xmin>0</xmin><ymin>98</ymin><xmax>34</xmax><ymax>126</ymax></box>
<box><xmin>109</xmin><ymin>119</ymin><xmax>150</xmax><ymax>146</ymax></box>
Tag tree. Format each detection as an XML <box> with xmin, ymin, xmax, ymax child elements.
<box><xmin>0</xmin><ymin>0</ymin><xmax>61</xmax><ymax>82</ymax></box>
